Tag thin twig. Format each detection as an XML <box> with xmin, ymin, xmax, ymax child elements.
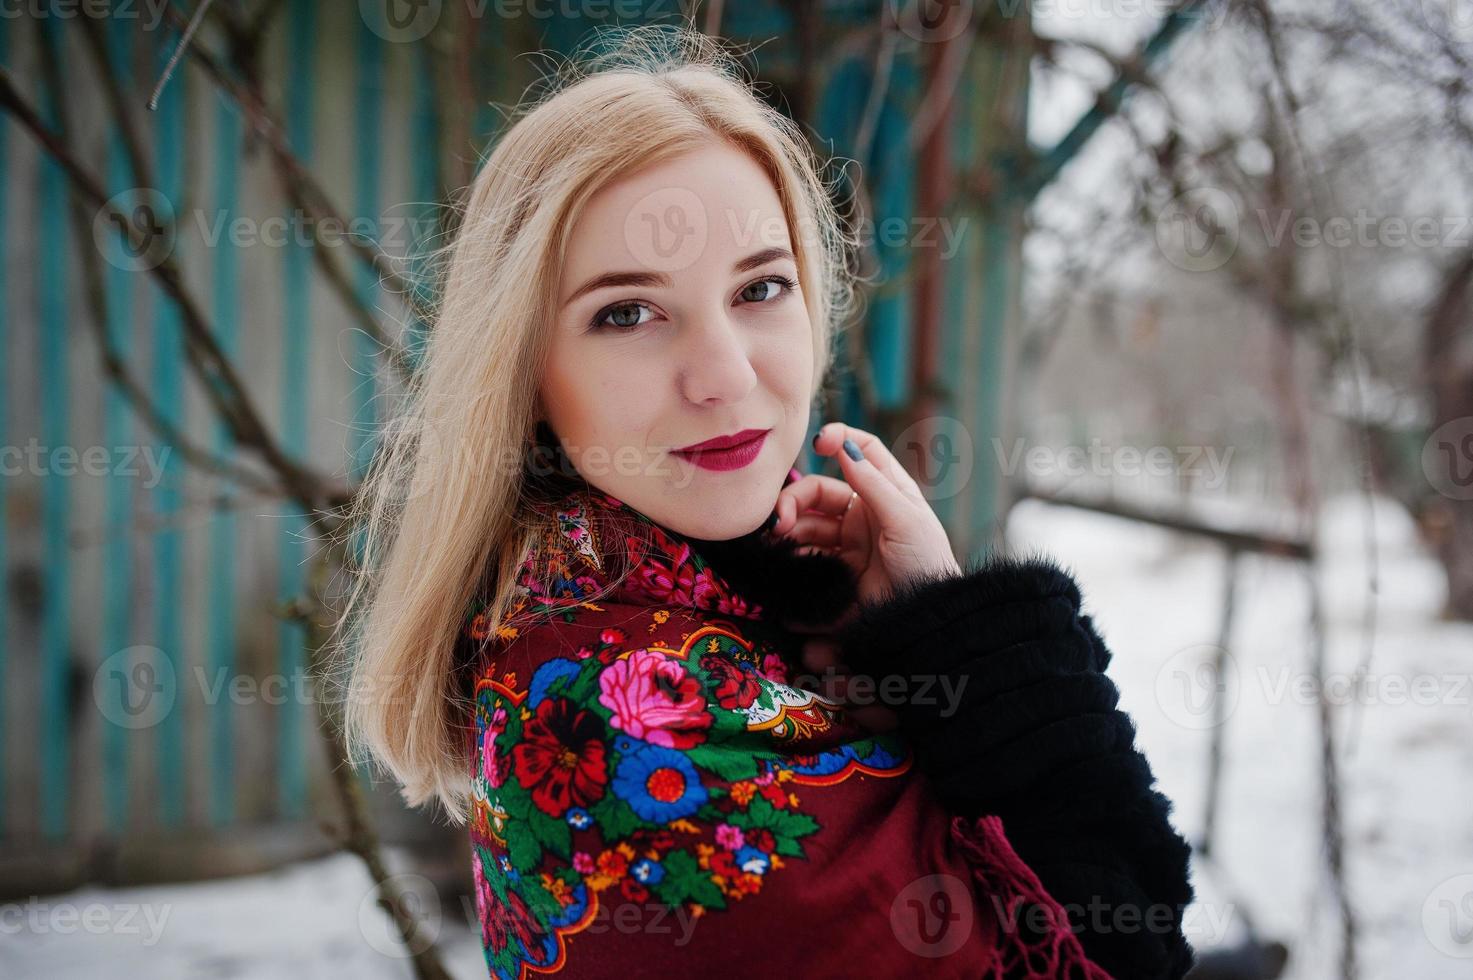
<box><xmin>148</xmin><ymin>0</ymin><xmax>215</xmax><ymax>111</ymax></box>
<box><xmin>292</xmin><ymin>545</ymin><xmax>454</xmax><ymax>980</ymax></box>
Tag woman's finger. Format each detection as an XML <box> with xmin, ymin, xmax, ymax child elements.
<box><xmin>771</xmin><ymin>473</ymin><xmax>857</xmax><ymax>535</ymax></box>
<box><xmin>813</xmin><ymin>426</ymin><xmax>916</xmax><ymax>537</ymax></box>
<box><xmin>812</xmin><ymin>422</ymin><xmax>926</xmax><ymax>504</ymax></box>
<box><xmin>779</xmin><ymin>512</ymin><xmax>844</xmax><ymax>549</ymax></box>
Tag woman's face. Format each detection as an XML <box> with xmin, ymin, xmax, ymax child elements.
<box><xmin>540</xmin><ymin>141</ymin><xmax>815</xmax><ymax>540</ymax></box>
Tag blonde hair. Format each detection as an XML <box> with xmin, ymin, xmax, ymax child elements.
<box><xmin>328</xmin><ymin>24</ymin><xmax>860</xmax><ymax>826</ymax></box>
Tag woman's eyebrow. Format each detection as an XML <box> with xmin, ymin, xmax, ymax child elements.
<box><xmin>563</xmin><ymin>270</ymin><xmax>671</xmax><ymax>307</ymax></box>
<box><xmin>562</xmin><ymin>246</ymin><xmax>797</xmax><ymax>308</ymax></box>
<box><xmin>733</xmin><ymin>246</ymin><xmax>796</xmax><ymax>274</ymax></box>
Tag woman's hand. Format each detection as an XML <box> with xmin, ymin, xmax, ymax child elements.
<box><xmin>768</xmin><ymin>422</ymin><xmax>962</xmax><ymax>732</ymax></box>
<box><xmin>771</xmin><ymin>421</ymin><xmax>962</xmax><ymax>607</ymax></box>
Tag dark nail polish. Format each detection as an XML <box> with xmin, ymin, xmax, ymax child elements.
<box><xmin>811</xmin><ymin>431</ymin><xmax>821</xmax><ymax>450</ymax></box>
<box><xmin>842</xmin><ymin>439</ymin><xmax>862</xmax><ymax>462</ymax></box>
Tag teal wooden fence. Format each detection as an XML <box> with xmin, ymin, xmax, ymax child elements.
<box><xmin>0</xmin><ymin>3</ymin><xmax>455</xmax><ymax>856</ymax></box>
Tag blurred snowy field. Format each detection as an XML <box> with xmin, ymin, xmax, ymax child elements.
<box><xmin>2</xmin><ymin>493</ymin><xmax>1469</xmax><ymax>979</ymax></box>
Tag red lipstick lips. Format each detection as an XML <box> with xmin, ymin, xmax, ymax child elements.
<box><xmin>672</xmin><ymin>428</ymin><xmax>771</xmax><ymax>472</ymax></box>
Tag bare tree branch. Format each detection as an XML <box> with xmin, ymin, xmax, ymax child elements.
<box><xmin>0</xmin><ymin>65</ymin><xmax>350</xmax><ymax>511</ymax></box>
<box><xmin>159</xmin><ymin>1</ymin><xmax>428</xmax><ymax>382</ymax></box>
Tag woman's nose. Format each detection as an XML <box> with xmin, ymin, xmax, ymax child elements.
<box><xmin>678</xmin><ymin>313</ymin><xmax>758</xmax><ymax>405</ymax></box>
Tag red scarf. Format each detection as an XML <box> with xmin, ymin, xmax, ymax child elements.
<box><xmin>461</xmin><ymin>483</ymin><xmax>1112</xmax><ymax>979</ymax></box>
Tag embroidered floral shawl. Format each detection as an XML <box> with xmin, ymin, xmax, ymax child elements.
<box><xmin>460</xmin><ymin>483</ymin><xmax>1112</xmax><ymax>979</ymax></box>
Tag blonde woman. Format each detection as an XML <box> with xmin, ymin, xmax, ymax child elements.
<box><xmin>336</xmin><ymin>25</ymin><xmax>1195</xmax><ymax>980</ymax></box>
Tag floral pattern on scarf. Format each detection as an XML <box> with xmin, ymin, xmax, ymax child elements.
<box><xmin>466</xmin><ymin>487</ymin><xmax>911</xmax><ymax>980</ymax></box>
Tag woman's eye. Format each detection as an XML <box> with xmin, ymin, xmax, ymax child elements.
<box><xmin>740</xmin><ymin>275</ymin><xmax>796</xmax><ymax>304</ymax></box>
<box><xmin>590</xmin><ymin>275</ymin><xmax>795</xmax><ymax>332</ymax></box>
<box><xmin>592</xmin><ymin>301</ymin><xmax>656</xmax><ymax>332</ymax></box>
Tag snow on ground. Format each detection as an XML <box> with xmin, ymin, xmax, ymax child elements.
<box><xmin>1006</xmin><ymin>492</ymin><xmax>1473</xmax><ymax>978</ymax></box>
<box><xmin>2</xmin><ymin>493</ymin><xmax>1468</xmax><ymax>978</ymax></box>
<box><xmin>0</xmin><ymin>847</ymin><xmax>488</xmax><ymax>979</ymax></box>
